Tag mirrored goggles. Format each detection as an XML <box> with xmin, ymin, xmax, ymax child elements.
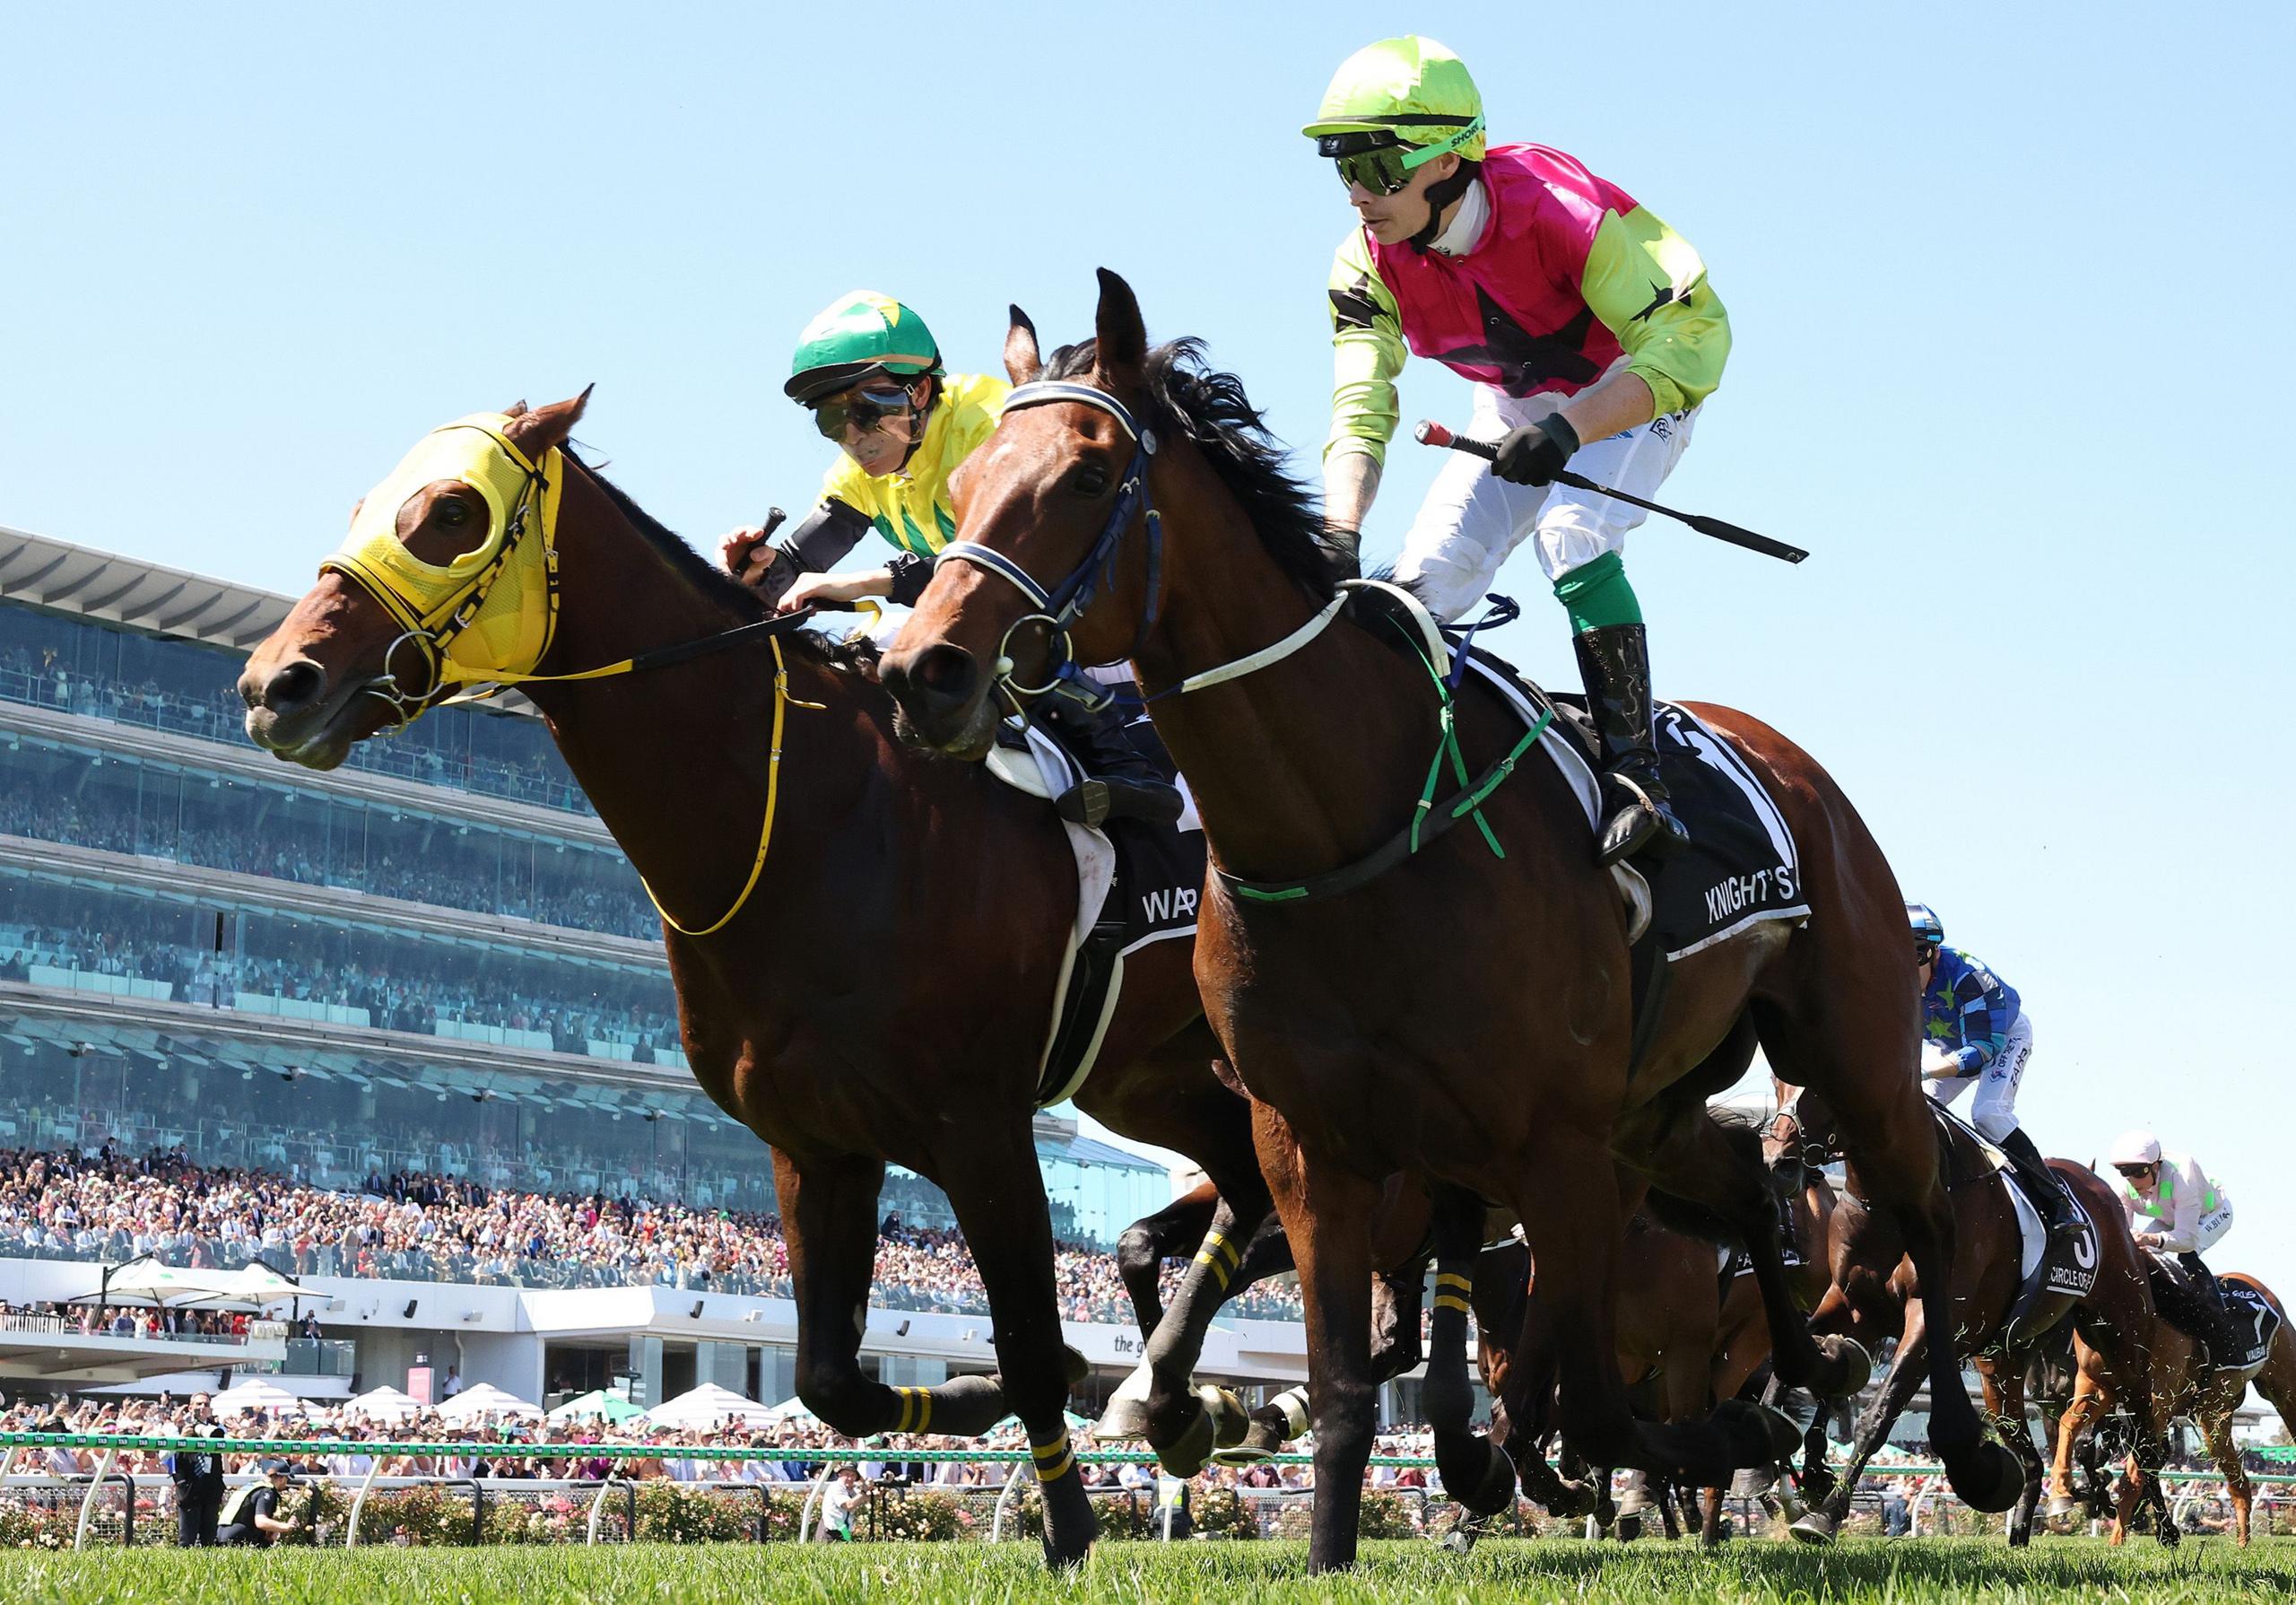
<box><xmin>811</xmin><ymin>386</ymin><xmax>916</xmax><ymax>441</ymax></box>
<box><xmin>1318</xmin><ymin>118</ymin><xmax>1484</xmax><ymax>197</ymax></box>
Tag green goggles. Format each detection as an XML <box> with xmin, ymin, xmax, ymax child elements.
<box><xmin>811</xmin><ymin>386</ymin><xmax>916</xmax><ymax>441</ymax></box>
<box><xmin>1318</xmin><ymin>118</ymin><xmax>1484</xmax><ymax>196</ymax></box>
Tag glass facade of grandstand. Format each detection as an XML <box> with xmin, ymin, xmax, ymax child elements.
<box><xmin>0</xmin><ymin>589</ymin><xmax>1172</xmax><ymax>1276</ymax></box>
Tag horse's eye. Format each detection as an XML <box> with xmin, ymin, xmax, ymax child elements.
<box><xmin>436</xmin><ymin>500</ymin><xmax>470</xmax><ymax>528</ymax></box>
<box><xmin>1074</xmin><ymin>466</ymin><xmax>1109</xmax><ymax>497</ymax></box>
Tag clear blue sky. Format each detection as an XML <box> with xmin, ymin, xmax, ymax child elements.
<box><xmin>4</xmin><ymin>7</ymin><xmax>2292</xmax><ymax>1300</ymax></box>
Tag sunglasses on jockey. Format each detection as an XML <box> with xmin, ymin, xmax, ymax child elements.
<box><xmin>2114</xmin><ymin>1163</ymin><xmax>2160</xmax><ymax>1180</ymax></box>
<box><xmin>1316</xmin><ymin>118</ymin><xmax>1484</xmax><ymax>196</ymax></box>
<box><xmin>810</xmin><ymin>383</ymin><xmax>920</xmax><ymax>442</ymax></box>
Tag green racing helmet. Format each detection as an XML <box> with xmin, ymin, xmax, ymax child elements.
<box><xmin>1303</xmin><ymin>35</ymin><xmax>1487</xmax><ymax>186</ymax></box>
<box><xmin>785</xmin><ymin>291</ymin><xmax>943</xmax><ymax>404</ymax></box>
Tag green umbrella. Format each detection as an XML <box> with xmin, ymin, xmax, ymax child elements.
<box><xmin>546</xmin><ymin>1389</ymin><xmax>643</xmax><ymax>1425</ymax></box>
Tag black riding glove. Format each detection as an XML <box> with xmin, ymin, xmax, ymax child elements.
<box><xmin>1492</xmin><ymin>413</ymin><xmax>1581</xmax><ymax>486</ymax></box>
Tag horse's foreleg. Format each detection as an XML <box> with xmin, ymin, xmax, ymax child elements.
<box><xmin>1112</xmin><ymin>1183</ymin><xmax>1214</xmax><ymax>1339</ymax></box>
<box><xmin>1982</xmin><ymin>1359</ymin><xmax>2045</xmax><ymax>1547</ymax></box>
<box><xmin>777</xmin><ymin>1149</ymin><xmax>1009</xmax><ymax>1441</ymax></box>
<box><xmin>1108</xmin><ymin>1189</ymin><xmax>1268</xmax><ymax>1468</ymax></box>
<box><xmin>1519</xmin><ymin>1137</ymin><xmax>1786</xmax><ymax>1493</ymax></box>
<box><xmin>1422</xmin><ymin>1188</ymin><xmax>1516</xmax><ymax>1518</ymax></box>
<box><xmin>937</xmin><ymin>1129</ymin><xmax>1097</xmax><ymax>1567</ymax></box>
<box><xmin>1792</xmin><ymin>1301</ymin><xmax>1933</xmax><ymax>1543</ymax></box>
<box><xmin>2199</xmin><ymin>1401</ymin><xmax>2252</xmax><ymax>1546</ymax></box>
<box><xmin>2048</xmin><ymin>1358</ymin><xmax>2110</xmax><ymax>1516</ymax></box>
<box><xmin>1256</xmin><ymin>1102</ymin><xmax>1379</xmax><ymax>1574</ymax></box>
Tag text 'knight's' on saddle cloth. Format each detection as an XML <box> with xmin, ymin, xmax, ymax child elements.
<box><xmin>1530</xmin><ymin>685</ymin><xmax>1811</xmax><ymax>959</ymax></box>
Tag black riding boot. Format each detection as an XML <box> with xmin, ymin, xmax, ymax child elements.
<box><xmin>2178</xmin><ymin>1252</ymin><xmax>2249</xmax><ymax>1372</ymax></box>
<box><xmin>1996</xmin><ymin>1126</ymin><xmax>2083</xmax><ymax>1242</ymax></box>
<box><xmin>1570</xmin><ymin>624</ymin><xmax>1689</xmax><ymax>866</ymax></box>
<box><xmin>1036</xmin><ymin>693</ymin><xmax>1182</xmax><ymax>830</ymax></box>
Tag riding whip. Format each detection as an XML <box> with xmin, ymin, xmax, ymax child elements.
<box><xmin>1413</xmin><ymin>420</ymin><xmax>1807</xmax><ymax>564</ymax></box>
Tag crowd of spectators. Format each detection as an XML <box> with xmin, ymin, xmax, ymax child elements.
<box><xmin>0</xmin><ymin>914</ymin><xmax>683</xmax><ymax>1062</ymax></box>
<box><xmin>0</xmin><ymin>646</ymin><xmax>591</xmax><ymax>816</ymax></box>
<box><xmin>0</xmin><ymin>786</ymin><xmax>656</xmax><ymax>939</ymax></box>
<box><xmin>0</xmin><ymin>1145</ymin><xmax>1309</xmax><ymax>1323</ymax></box>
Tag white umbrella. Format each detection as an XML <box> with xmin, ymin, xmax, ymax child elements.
<box><xmin>642</xmin><ymin>1383</ymin><xmax>774</xmax><ymax>1428</ymax></box>
<box><xmin>68</xmin><ymin>1259</ymin><xmax>244</xmax><ymax>1309</ymax></box>
<box><xmin>344</xmin><ymin>1385</ymin><xmax>420</xmax><ymax>1422</ymax></box>
<box><xmin>761</xmin><ymin>1396</ymin><xmax>819</xmax><ymax>1426</ymax></box>
<box><xmin>433</xmin><ymin>1383</ymin><xmax>541</xmax><ymax>1423</ymax></box>
<box><xmin>211</xmin><ymin>1379</ymin><xmax>307</xmax><ymax>1417</ymax></box>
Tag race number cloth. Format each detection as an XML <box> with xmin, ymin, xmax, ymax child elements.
<box><xmin>2224</xmin><ymin>1283</ymin><xmax>2283</xmax><ymax>1374</ymax></box>
<box><xmin>1463</xmin><ymin>652</ymin><xmax>1812</xmax><ymax>961</ymax></box>
<box><xmin>986</xmin><ymin>723</ymin><xmax>1205</xmax><ymax>1107</ymax></box>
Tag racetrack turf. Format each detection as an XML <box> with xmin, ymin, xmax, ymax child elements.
<box><xmin>12</xmin><ymin>1537</ymin><xmax>2296</xmax><ymax>1603</ymax></box>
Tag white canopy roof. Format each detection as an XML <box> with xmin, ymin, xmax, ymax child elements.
<box><xmin>642</xmin><ymin>1383</ymin><xmax>774</xmax><ymax>1428</ymax></box>
<box><xmin>211</xmin><ymin>1379</ymin><xmax>307</xmax><ymax>1417</ymax></box>
<box><xmin>343</xmin><ymin>1385</ymin><xmax>421</xmax><ymax>1422</ymax></box>
<box><xmin>433</xmin><ymin>1383</ymin><xmax>541</xmax><ymax>1422</ymax></box>
<box><xmin>69</xmin><ymin>1257</ymin><xmax>302</xmax><ymax>1311</ymax></box>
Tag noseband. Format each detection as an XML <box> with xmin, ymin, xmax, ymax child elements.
<box><xmin>933</xmin><ymin>380</ymin><xmax>1162</xmax><ymax>702</ymax></box>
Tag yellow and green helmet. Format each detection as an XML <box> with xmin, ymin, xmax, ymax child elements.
<box><xmin>785</xmin><ymin>291</ymin><xmax>943</xmax><ymax>404</ymax></box>
<box><xmin>1302</xmin><ymin>36</ymin><xmax>1486</xmax><ymax>191</ymax></box>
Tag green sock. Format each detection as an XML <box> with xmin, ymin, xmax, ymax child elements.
<box><xmin>1552</xmin><ymin>551</ymin><xmax>1642</xmax><ymax>632</ymax></box>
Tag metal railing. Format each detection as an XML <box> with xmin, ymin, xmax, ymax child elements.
<box><xmin>8</xmin><ymin>1432</ymin><xmax>2290</xmax><ymax>1551</ymax></box>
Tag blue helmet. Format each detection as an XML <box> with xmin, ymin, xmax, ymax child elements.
<box><xmin>1906</xmin><ymin>903</ymin><xmax>1944</xmax><ymax>954</ymax></box>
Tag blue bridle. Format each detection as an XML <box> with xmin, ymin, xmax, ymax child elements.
<box><xmin>933</xmin><ymin>380</ymin><xmax>1162</xmax><ymax>699</ymax></box>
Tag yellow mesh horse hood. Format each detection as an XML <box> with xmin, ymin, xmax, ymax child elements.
<box><xmin>322</xmin><ymin>414</ymin><xmax>564</xmax><ymax>687</ymax></box>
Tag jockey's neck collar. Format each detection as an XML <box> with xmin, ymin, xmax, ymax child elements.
<box><xmin>1429</xmin><ymin>179</ymin><xmax>1490</xmax><ymax>258</ymax></box>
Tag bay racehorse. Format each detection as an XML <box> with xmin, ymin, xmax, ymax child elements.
<box><xmin>882</xmin><ymin>270</ymin><xmax>2020</xmax><ymax>1569</ymax></box>
<box><xmin>237</xmin><ymin>394</ymin><xmax>1267</xmax><ymax>1566</ymax></box>
<box><xmin>1769</xmin><ymin>1086</ymin><xmax>2166</xmax><ymax>1546</ymax></box>
<box><xmin>2049</xmin><ymin>1272</ymin><xmax>2296</xmax><ymax>1546</ymax></box>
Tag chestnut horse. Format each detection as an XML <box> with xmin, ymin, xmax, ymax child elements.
<box><xmin>2050</xmin><ymin>1272</ymin><xmax>2296</xmax><ymax>1546</ymax></box>
<box><xmin>1770</xmin><ymin>1088</ymin><xmax>2167</xmax><ymax>1546</ymax></box>
<box><xmin>883</xmin><ymin>271</ymin><xmax>2018</xmax><ymax>1570</ymax></box>
<box><xmin>236</xmin><ymin>395</ymin><xmax>1265</xmax><ymax>1566</ymax></box>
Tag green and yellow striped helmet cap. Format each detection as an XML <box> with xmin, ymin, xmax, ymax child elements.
<box><xmin>785</xmin><ymin>291</ymin><xmax>943</xmax><ymax>404</ymax></box>
<box><xmin>1301</xmin><ymin>36</ymin><xmax>1487</xmax><ymax>169</ymax></box>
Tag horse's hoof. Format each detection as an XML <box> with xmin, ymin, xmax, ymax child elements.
<box><xmin>1817</xmin><ymin>1335</ymin><xmax>1873</xmax><ymax>1398</ymax></box>
<box><xmin>1439</xmin><ymin>1526</ymin><xmax>1478</xmax><ymax>1556</ymax></box>
<box><xmin>1153</xmin><ymin>1399</ymin><xmax>1216</xmax><ymax>1479</ymax></box>
<box><xmin>1714</xmin><ymin>1398</ymin><xmax>1805</xmax><ymax>1461</ymax></box>
<box><xmin>1546</xmin><ymin>1479</ymin><xmax>1599</xmax><ymax>1520</ymax></box>
<box><xmin>1946</xmin><ymin>1440</ymin><xmax>2025</xmax><ymax>1513</ymax></box>
<box><xmin>1198</xmin><ymin>1385</ymin><xmax>1249</xmax><ymax>1450</ymax></box>
<box><xmin>2045</xmin><ymin>1494</ymin><xmax>2077</xmax><ymax>1521</ymax></box>
<box><xmin>1093</xmin><ymin>1362</ymin><xmax>1155</xmax><ymax>1441</ymax></box>
<box><xmin>1062</xmin><ymin>1345</ymin><xmax>1091</xmax><ymax>1389</ymax></box>
<box><xmin>2157</xmin><ymin>1520</ymin><xmax>2181</xmax><ymax>1548</ymax></box>
<box><xmin>1615</xmin><ymin>1513</ymin><xmax>1643</xmax><ymax>1542</ymax></box>
<box><xmin>1788</xmin><ymin>1511</ymin><xmax>1837</xmax><ymax>1546</ymax></box>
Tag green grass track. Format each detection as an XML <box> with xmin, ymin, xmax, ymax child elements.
<box><xmin>11</xmin><ymin>1538</ymin><xmax>2296</xmax><ymax>1605</ymax></box>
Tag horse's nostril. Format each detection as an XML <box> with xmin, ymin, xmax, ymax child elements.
<box><xmin>912</xmin><ymin>643</ymin><xmax>978</xmax><ymax>707</ymax></box>
<box><xmin>262</xmin><ymin>659</ymin><xmax>326</xmax><ymax>716</ymax></box>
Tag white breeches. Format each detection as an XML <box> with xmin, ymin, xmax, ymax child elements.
<box><xmin>1393</xmin><ymin>384</ymin><xmax>1700</xmax><ymax>624</ymax></box>
<box><xmin>1927</xmin><ymin>1012</ymin><xmax>2034</xmax><ymax>1144</ymax></box>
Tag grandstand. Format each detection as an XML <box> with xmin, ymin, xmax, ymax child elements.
<box><xmin>0</xmin><ymin>524</ymin><xmax>1308</xmax><ymax>1417</ymax></box>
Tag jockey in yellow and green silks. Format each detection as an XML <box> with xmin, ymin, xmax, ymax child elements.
<box><xmin>720</xmin><ymin>292</ymin><xmax>1005</xmax><ymax>613</ymax></box>
<box><xmin>718</xmin><ymin>291</ymin><xmax>1181</xmax><ymax>830</ymax></box>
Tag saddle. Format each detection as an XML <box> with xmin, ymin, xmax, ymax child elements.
<box><xmin>986</xmin><ymin>720</ymin><xmax>1205</xmax><ymax>1107</ymax></box>
<box><xmin>2144</xmin><ymin>1254</ymin><xmax>2280</xmax><ymax>1375</ymax></box>
<box><xmin>1925</xmin><ymin>1103</ymin><xmax>2099</xmax><ymax>1352</ymax></box>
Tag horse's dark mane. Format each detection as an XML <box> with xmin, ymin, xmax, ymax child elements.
<box><xmin>1041</xmin><ymin>339</ymin><xmax>1348</xmax><ymax>598</ymax></box>
<box><xmin>566</xmin><ymin>449</ymin><xmax>878</xmax><ymax>673</ymax></box>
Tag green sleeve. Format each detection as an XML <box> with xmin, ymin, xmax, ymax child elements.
<box><xmin>1324</xmin><ymin>231</ymin><xmax>1406</xmax><ymax>468</ymax></box>
<box><xmin>1580</xmin><ymin>205</ymin><xmax>1732</xmax><ymax>416</ymax></box>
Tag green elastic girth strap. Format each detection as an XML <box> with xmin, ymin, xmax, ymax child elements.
<box><xmin>1553</xmin><ymin>550</ymin><xmax>1642</xmax><ymax>632</ymax></box>
<box><xmin>1216</xmin><ymin>623</ymin><xmax>1551</xmax><ymax>904</ymax></box>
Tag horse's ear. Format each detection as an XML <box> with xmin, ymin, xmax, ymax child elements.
<box><xmin>1004</xmin><ymin>305</ymin><xmax>1041</xmax><ymax>386</ymax></box>
<box><xmin>505</xmin><ymin>386</ymin><xmax>592</xmax><ymax>458</ymax></box>
<box><xmin>502</xmin><ymin>400</ymin><xmax>530</xmax><ymax>418</ymax></box>
<box><xmin>1091</xmin><ymin>268</ymin><xmax>1146</xmax><ymax>377</ymax></box>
